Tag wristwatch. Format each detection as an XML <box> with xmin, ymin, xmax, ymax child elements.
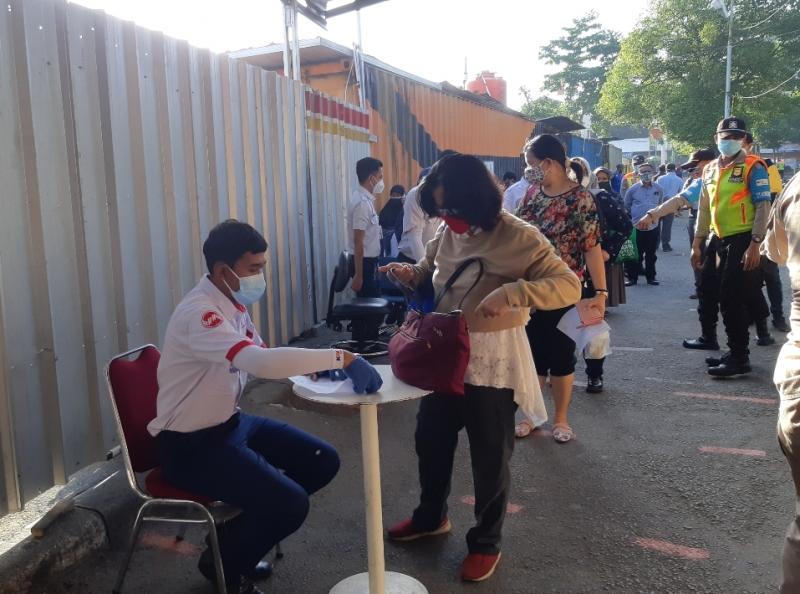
<box><xmin>751</xmin><ymin>235</ymin><xmax>763</xmax><ymax>244</ymax></box>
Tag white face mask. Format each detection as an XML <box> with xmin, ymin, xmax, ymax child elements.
<box><xmin>373</xmin><ymin>179</ymin><xmax>385</xmax><ymax>194</ymax></box>
<box><xmin>227</xmin><ymin>269</ymin><xmax>266</xmax><ymax>306</ymax></box>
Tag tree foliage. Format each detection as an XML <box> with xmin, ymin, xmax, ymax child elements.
<box><xmin>539</xmin><ymin>11</ymin><xmax>621</xmax><ymax>118</ymax></box>
<box><xmin>598</xmin><ymin>0</ymin><xmax>800</xmax><ymax>149</ymax></box>
<box><xmin>518</xmin><ymin>90</ymin><xmax>575</xmax><ymax>120</ymax></box>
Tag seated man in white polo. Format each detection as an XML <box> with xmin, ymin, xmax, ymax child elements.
<box><xmin>148</xmin><ymin>219</ymin><xmax>382</xmax><ymax>594</ymax></box>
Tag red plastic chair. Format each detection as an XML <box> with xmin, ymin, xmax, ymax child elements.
<box><xmin>106</xmin><ymin>345</ymin><xmax>227</xmax><ymax>594</ymax></box>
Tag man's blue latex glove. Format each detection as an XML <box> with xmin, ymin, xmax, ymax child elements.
<box><xmin>344</xmin><ymin>356</ymin><xmax>383</xmax><ymax>394</ymax></box>
<box><xmin>316</xmin><ymin>369</ymin><xmax>347</xmax><ymax>381</ymax></box>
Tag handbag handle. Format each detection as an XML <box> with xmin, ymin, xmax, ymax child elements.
<box><xmin>434</xmin><ymin>258</ymin><xmax>485</xmax><ymax>311</ymax></box>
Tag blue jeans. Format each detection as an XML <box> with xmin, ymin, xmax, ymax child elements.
<box><xmin>157</xmin><ymin>412</ymin><xmax>339</xmax><ymax>578</ymax></box>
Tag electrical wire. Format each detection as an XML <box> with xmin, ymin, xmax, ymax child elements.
<box><xmin>738</xmin><ymin>6</ymin><xmax>784</xmax><ymax>31</ymax></box>
<box><xmin>737</xmin><ymin>67</ymin><xmax>800</xmax><ymax>99</ymax></box>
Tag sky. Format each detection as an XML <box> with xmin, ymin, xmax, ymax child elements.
<box><xmin>68</xmin><ymin>0</ymin><xmax>645</xmax><ymax>111</ymax></box>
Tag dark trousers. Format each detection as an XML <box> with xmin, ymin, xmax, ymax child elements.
<box><xmin>585</xmin><ymin>357</ymin><xmax>604</xmax><ymax>380</ymax></box>
<box><xmin>625</xmin><ymin>227</ymin><xmax>659</xmax><ymax>282</ymax></box>
<box><xmin>412</xmin><ymin>387</ymin><xmax>517</xmax><ymax>554</ymax></box>
<box><xmin>699</xmin><ymin>232</ymin><xmax>768</xmax><ymax>358</ymax></box>
<box><xmin>660</xmin><ymin>214</ymin><xmax>674</xmax><ymax>248</ymax></box>
<box><xmin>697</xmin><ymin>236</ymin><xmax>720</xmax><ymax>339</ymax></box>
<box><xmin>763</xmin><ymin>255</ymin><xmax>786</xmax><ymax>321</ymax></box>
<box><xmin>355</xmin><ymin>257</ymin><xmax>382</xmax><ymax>340</ymax></box>
<box><xmin>689</xmin><ymin>212</ymin><xmax>702</xmax><ymax>290</ymax></box>
<box><xmin>356</xmin><ymin>257</ymin><xmax>380</xmax><ymax>298</ymax></box>
<box><xmin>158</xmin><ymin>413</ymin><xmax>339</xmax><ymax>579</ymax></box>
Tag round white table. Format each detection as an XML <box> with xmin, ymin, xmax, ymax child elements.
<box><xmin>292</xmin><ymin>365</ymin><xmax>430</xmax><ymax>594</ymax></box>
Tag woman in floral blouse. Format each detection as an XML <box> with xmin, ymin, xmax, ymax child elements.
<box><xmin>514</xmin><ymin>135</ymin><xmax>607</xmax><ymax>443</ymax></box>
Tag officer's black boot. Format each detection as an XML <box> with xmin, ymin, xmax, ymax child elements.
<box><xmin>756</xmin><ymin>317</ymin><xmax>776</xmax><ymax>346</ymax></box>
<box><xmin>707</xmin><ymin>353</ymin><xmax>751</xmax><ymax>377</ymax></box>
<box><xmin>683</xmin><ymin>334</ymin><xmax>720</xmax><ymax>350</ymax></box>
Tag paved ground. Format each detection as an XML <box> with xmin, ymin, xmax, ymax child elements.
<box><xmin>35</xmin><ymin>230</ymin><xmax>794</xmax><ymax>593</ymax></box>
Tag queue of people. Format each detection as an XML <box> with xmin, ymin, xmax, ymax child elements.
<box><xmin>150</xmin><ymin>123</ymin><xmax>796</xmax><ymax>591</ymax></box>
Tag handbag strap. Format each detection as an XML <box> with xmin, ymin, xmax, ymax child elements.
<box><xmin>434</xmin><ymin>258</ymin><xmax>485</xmax><ymax>311</ymax></box>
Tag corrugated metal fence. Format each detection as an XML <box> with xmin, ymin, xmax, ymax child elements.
<box><xmin>0</xmin><ymin>0</ymin><xmax>368</xmax><ymax>514</ymax></box>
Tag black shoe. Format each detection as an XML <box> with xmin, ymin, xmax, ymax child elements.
<box><xmin>707</xmin><ymin>359</ymin><xmax>752</xmax><ymax>377</ymax></box>
<box><xmin>757</xmin><ymin>333</ymin><xmax>776</xmax><ymax>346</ymax></box>
<box><xmin>662</xmin><ymin>245</ymin><xmax>673</xmax><ymax>252</ymax></box>
<box><xmin>774</xmin><ymin>317</ymin><xmax>791</xmax><ymax>333</ymax></box>
<box><xmin>199</xmin><ymin>549</ymin><xmax>273</xmax><ymax>587</ymax></box>
<box><xmin>706</xmin><ymin>351</ymin><xmax>731</xmax><ymax>367</ymax></box>
<box><xmin>625</xmin><ymin>279</ymin><xmax>638</xmax><ymax>287</ymax></box>
<box><xmin>586</xmin><ymin>377</ymin><xmax>603</xmax><ymax>393</ymax></box>
<box><xmin>683</xmin><ymin>337</ymin><xmax>720</xmax><ymax>350</ymax></box>
<box><xmin>647</xmin><ymin>279</ymin><xmax>660</xmax><ymax>286</ymax></box>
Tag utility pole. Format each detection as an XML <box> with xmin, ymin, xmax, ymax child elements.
<box><xmin>711</xmin><ymin>0</ymin><xmax>734</xmax><ymax>117</ymax></box>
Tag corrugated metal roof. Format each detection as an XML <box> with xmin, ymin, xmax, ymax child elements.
<box><xmin>229</xmin><ymin>37</ymin><xmax>532</xmax><ymax>121</ymax></box>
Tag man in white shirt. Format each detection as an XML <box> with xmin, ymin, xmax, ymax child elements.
<box><xmin>398</xmin><ymin>167</ymin><xmax>442</xmax><ymax>264</ymax></box>
<box><xmin>503</xmin><ymin>167</ymin><xmax>534</xmax><ymax>214</ymax></box>
<box><xmin>656</xmin><ymin>163</ymin><xmax>685</xmax><ymax>252</ymax></box>
<box><xmin>349</xmin><ymin>157</ymin><xmax>384</xmax><ymax>297</ymax></box>
<box><xmin>152</xmin><ymin>220</ymin><xmax>382</xmax><ymax>594</ymax></box>
<box><xmin>762</xmin><ymin>172</ymin><xmax>800</xmax><ymax>592</ymax></box>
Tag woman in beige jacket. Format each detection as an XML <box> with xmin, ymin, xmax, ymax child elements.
<box><xmin>380</xmin><ymin>153</ymin><xmax>580</xmax><ymax>583</ymax></box>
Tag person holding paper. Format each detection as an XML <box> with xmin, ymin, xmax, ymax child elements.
<box><xmin>514</xmin><ymin>135</ymin><xmax>606</xmax><ymax>443</ymax></box>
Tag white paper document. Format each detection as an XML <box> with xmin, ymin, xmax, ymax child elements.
<box><xmin>289</xmin><ymin>374</ymin><xmax>354</xmax><ymax>395</ymax></box>
<box><xmin>556</xmin><ymin>307</ymin><xmax>611</xmax><ymax>355</ymax></box>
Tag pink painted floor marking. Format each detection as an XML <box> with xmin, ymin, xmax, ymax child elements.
<box><xmin>698</xmin><ymin>446</ymin><xmax>766</xmax><ymax>457</ymax></box>
<box><xmin>460</xmin><ymin>495</ymin><xmax>523</xmax><ymax>514</ymax></box>
<box><xmin>675</xmin><ymin>391</ymin><xmax>775</xmax><ymax>405</ymax></box>
<box><xmin>632</xmin><ymin>537</ymin><xmax>710</xmax><ymax>560</ymax></box>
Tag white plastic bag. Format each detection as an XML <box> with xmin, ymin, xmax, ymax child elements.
<box><xmin>584</xmin><ymin>330</ymin><xmax>612</xmax><ymax>360</ymax></box>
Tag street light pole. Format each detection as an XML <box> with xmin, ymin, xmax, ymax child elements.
<box><xmin>724</xmin><ymin>1</ymin><xmax>734</xmax><ymax>117</ymax></box>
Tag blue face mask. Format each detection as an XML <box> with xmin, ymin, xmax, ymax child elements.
<box><xmin>227</xmin><ymin>269</ymin><xmax>266</xmax><ymax>306</ymax></box>
<box><xmin>717</xmin><ymin>139</ymin><xmax>742</xmax><ymax>158</ymax></box>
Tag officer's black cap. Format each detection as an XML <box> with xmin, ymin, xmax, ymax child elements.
<box><xmin>680</xmin><ymin>148</ymin><xmax>717</xmax><ymax>170</ymax></box>
<box><xmin>716</xmin><ymin>116</ymin><xmax>747</xmax><ymax>135</ymax></box>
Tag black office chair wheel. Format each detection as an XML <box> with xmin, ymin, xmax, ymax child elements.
<box><xmin>331</xmin><ymin>339</ymin><xmax>388</xmax><ymax>359</ymax></box>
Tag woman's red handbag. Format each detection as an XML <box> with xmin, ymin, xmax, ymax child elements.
<box><xmin>388</xmin><ymin>259</ymin><xmax>484</xmax><ymax>396</ymax></box>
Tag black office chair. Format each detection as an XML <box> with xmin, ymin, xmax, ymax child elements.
<box><xmin>326</xmin><ymin>252</ymin><xmax>391</xmax><ymax>358</ymax></box>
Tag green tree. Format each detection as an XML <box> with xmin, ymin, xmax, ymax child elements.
<box><xmin>598</xmin><ymin>0</ymin><xmax>800</xmax><ymax>149</ymax></box>
<box><xmin>518</xmin><ymin>89</ymin><xmax>575</xmax><ymax>120</ymax></box>
<box><xmin>539</xmin><ymin>11</ymin><xmax>621</xmax><ymax>119</ymax></box>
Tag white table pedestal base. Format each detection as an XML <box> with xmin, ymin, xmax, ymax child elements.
<box><xmin>330</xmin><ymin>572</ymin><xmax>428</xmax><ymax>594</ymax></box>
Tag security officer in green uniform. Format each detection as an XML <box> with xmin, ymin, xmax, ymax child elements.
<box><xmin>691</xmin><ymin>117</ymin><xmax>773</xmax><ymax>377</ymax></box>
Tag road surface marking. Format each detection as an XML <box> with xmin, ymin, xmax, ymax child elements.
<box><xmin>612</xmin><ymin>347</ymin><xmax>654</xmax><ymax>352</ymax></box>
<box><xmin>574</xmin><ymin>380</ymin><xmax>587</xmax><ymax>387</ymax></box>
<box><xmin>698</xmin><ymin>446</ymin><xmax>766</xmax><ymax>457</ymax></box>
<box><xmin>645</xmin><ymin>377</ymin><xmax>694</xmax><ymax>385</ymax></box>
<box><xmin>140</xmin><ymin>532</ymin><xmax>201</xmax><ymax>556</ymax></box>
<box><xmin>632</xmin><ymin>537</ymin><xmax>710</xmax><ymax>560</ymax></box>
<box><xmin>460</xmin><ymin>495</ymin><xmax>522</xmax><ymax>514</ymax></box>
<box><xmin>676</xmin><ymin>391</ymin><xmax>775</xmax><ymax>405</ymax></box>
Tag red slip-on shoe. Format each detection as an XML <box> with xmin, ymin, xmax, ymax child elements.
<box><xmin>386</xmin><ymin>517</ymin><xmax>452</xmax><ymax>541</ymax></box>
<box><xmin>461</xmin><ymin>552</ymin><xmax>502</xmax><ymax>582</ymax></box>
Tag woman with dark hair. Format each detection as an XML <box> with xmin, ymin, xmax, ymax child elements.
<box><xmin>514</xmin><ymin>135</ymin><xmax>605</xmax><ymax>442</ymax></box>
<box><xmin>380</xmin><ymin>153</ymin><xmax>581</xmax><ymax>582</ymax></box>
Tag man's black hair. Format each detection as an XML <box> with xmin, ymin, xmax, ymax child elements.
<box><xmin>203</xmin><ymin>219</ymin><xmax>268</xmax><ymax>273</ymax></box>
<box><xmin>502</xmin><ymin>171</ymin><xmax>517</xmax><ymax>182</ymax></box>
<box><xmin>666</xmin><ymin>163</ymin><xmax>676</xmax><ymax>171</ymax></box>
<box><xmin>356</xmin><ymin>157</ymin><xmax>383</xmax><ymax>183</ymax></box>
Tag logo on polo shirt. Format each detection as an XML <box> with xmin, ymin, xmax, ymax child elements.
<box><xmin>201</xmin><ymin>310</ymin><xmax>223</xmax><ymax>328</ymax></box>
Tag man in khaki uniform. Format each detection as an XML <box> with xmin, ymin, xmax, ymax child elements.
<box><xmin>762</xmin><ymin>171</ymin><xmax>800</xmax><ymax>593</ymax></box>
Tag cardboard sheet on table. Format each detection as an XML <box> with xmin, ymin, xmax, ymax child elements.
<box><xmin>289</xmin><ymin>374</ymin><xmax>353</xmax><ymax>395</ymax></box>
<box><xmin>556</xmin><ymin>307</ymin><xmax>611</xmax><ymax>354</ymax></box>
